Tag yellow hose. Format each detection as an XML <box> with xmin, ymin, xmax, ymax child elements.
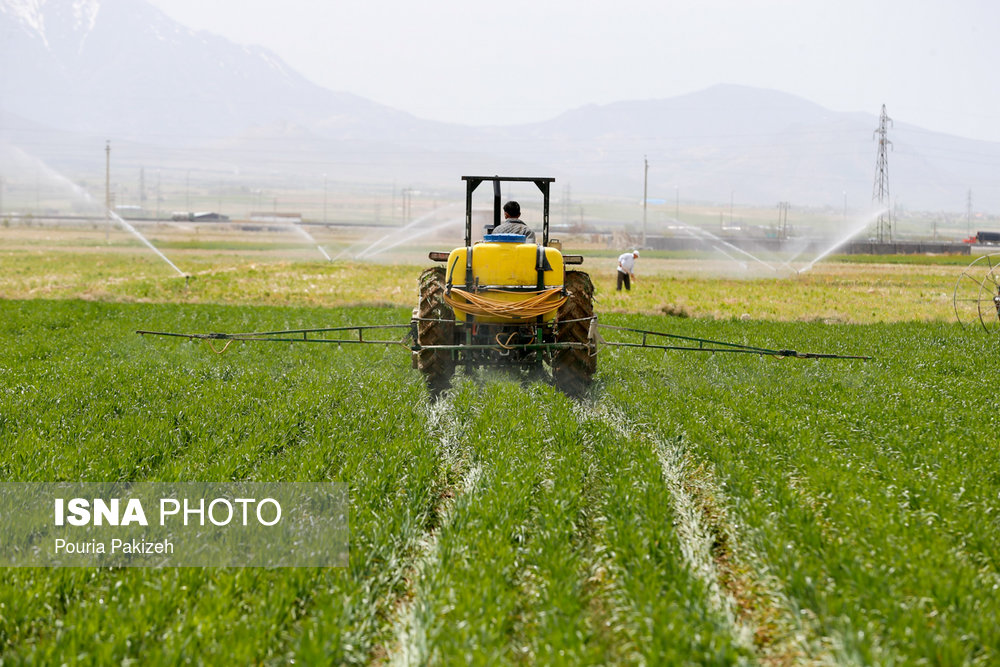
<box><xmin>444</xmin><ymin>287</ymin><xmax>566</xmax><ymax>320</ymax></box>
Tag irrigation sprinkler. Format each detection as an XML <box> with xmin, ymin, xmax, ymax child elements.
<box><xmin>108</xmin><ymin>210</ymin><xmax>187</xmax><ymax>278</ymax></box>
<box><xmin>138</xmin><ymin>175</ymin><xmax>871</xmax><ymax>397</ymax></box>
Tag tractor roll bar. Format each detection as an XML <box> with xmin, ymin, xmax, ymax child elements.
<box><xmin>462</xmin><ymin>176</ymin><xmax>555</xmax><ymax>247</ymax></box>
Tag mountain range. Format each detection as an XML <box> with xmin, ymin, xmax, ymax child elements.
<box><xmin>2</xmin><ymin>0</ymin><xmax>999</xmax><ymax>213</ymax></box>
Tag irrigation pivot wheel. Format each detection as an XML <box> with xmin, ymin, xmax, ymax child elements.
<box><xmin>954</xmin><ymin>253</ymin><xmax>1000</xmax><ymax>333</ymax></box>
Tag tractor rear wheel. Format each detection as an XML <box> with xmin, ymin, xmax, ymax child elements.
<box><xmin>416</xmin><ymin>267</ymin><xmax>456</xmax><ymax>395</ymax></box>
<box><xmin>552</xmin><ymin>270</ymin><xmax>596</xmax><ymax>396</ymax></box>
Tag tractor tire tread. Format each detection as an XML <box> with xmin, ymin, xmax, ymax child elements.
<box><xmin>416</xmin><ymin>267</ymin><xmax>455</xmax><ymax>394</ymax></box>
<box><xmin>553</xmin><ymin>270</ymin><xmax>596</xmax><ymax>396</ymax></box>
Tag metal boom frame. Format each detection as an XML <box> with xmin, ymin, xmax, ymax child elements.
<box><xmin>138</xmin><ymin>319</ymin><xmax>870</xmax><ymax>361</ymax></box>
<box><xmin>138</xmin><ymin>324</ymin><xmax>412</xmax><ymax>346</ymax></box>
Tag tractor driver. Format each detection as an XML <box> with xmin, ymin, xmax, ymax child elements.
<box><xmin>492</xmin><ymin>200</ymin><xmax>536</xmax><ymax>242</ymax></box>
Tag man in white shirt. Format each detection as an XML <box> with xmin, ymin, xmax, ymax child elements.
<box><xmin>616</xmin><ymin>250</ymin><xmax>639</xmax><ymax>291</ymax></box>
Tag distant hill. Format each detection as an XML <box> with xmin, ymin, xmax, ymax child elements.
<box><xmin>0</xmin><ymin>0</ymin><xmax>453</xmax><ymax>140</ymax></box>
<box><xmin>3</xmin><ymin>0</ymin><xmax>1000</xmax><ymax>212</ymax></box>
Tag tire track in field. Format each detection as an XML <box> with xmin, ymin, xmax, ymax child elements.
<box><xmin>577</xmin><ymin>401</ymin><xmax>754</xmax><ymax>654</ymax></box>
<box><xmin>382</xmin><ymin>395</ymin><xmax>482</xmax><ymax>667</ymax></box>
<box><xmin>587</xmin><ymin>399</ymin><xmax>834</xmax><ymax>665</ymax></box>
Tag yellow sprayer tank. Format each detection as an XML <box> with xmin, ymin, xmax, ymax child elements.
<box><xmin>444</xmin><ymin>241</ymin><xmax>564</xmax><ymax>323</ymax></box>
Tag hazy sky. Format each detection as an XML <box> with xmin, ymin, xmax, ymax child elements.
<box><xmin>147</xmin><ymin>0</ymin><xmax>1000</xmax><ymax>142</ymax></box>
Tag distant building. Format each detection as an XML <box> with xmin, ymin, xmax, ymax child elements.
<box><xmin>191</xmin><ymin>212</ymin><xmax>229</xmax><ymax>222</ymax></box>
<box><xmin>249</xmin><ymin>212</ymin><xmax>302</xmax><ymax>224</ymax></box>
<box><xmin>170</xmin><ymin>211</ymin><xmax>230</xmax><ymax>222</ymax></box>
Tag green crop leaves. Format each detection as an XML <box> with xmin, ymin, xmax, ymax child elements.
<box><xmin>2</xmin><ymin>300</ymin><xmax>999</xmax><ymax>663</ymax></box>
<box><xmin>605</xmin><ymin>313</ymin><xmax>1000</xmax><ymax>664</ymax></box>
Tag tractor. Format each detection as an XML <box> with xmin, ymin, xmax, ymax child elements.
<box><xmin>412</xmin><ymin>176</ymin><xmax>596</xmax><ymax>395</ymax></box>
<box><xmin>136</xmin><ymin>176</ymin><xmax>868</xmax><ymax>392</ymax></box>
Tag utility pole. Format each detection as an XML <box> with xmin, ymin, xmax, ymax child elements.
<box><xmin>138</xmin><ymin>167</ymin><xmax>144</xmax><ymax>210</ymax></box>
<box><xmin>777</xmin><ymin>201</ymin><xmax>789</xmax><ymax>239</ymax></box>
<box><xmin>401</xmin><ymin>187</ymin><xmax>413</xmax><ymax>223</ymax></box>
<box><xmin>105</xmin><ymin>141</ymin><xmax>111</xmax><ymax>241</ymax></box>
<box><xmin>642</xmin><ymin>156</ymin><xmax>648</xmax><ymax>247</ymax></box>
<box><xmin>967</xmin><ymin>189</ymin><xmax>973</xmax><ymax>235</ymax></box>
<box><xmin>562</xmin><ymin>184</ymin><xmax>571</xmax><ymax>227</ymax></box>
<box><xmin>872</xmin><ymin>104</ymin><xmax>893</xmax><ymax>243</ymax></box>
<box><xmin>105</xmin><ymin>141</ymin><xmax>111</xmax><ymax>218</ymax></box>
<box><xmin>323</xmin><ymin>173</ymin><xmax>328</xmax><ymax>223</ymax></box>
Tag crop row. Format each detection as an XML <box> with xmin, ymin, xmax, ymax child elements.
<box><xmin>396</xmin><ymin>377</ymin><xmax>747</xmax><ymax>664</ymax></box>
<box><xmin>1</xmin><ymin>300</ymin><xmax>757</xmax><ymax>663</ymax></box>
<box><xmin>2</xmin><ymin>299</ymin><xmax>998</xmax><ymax>663</ymax></box>
<box><xmin>602</xmin><ymin>313</ymin><xmax>1000</xmax><ymax>664</ymax></box>
<box><xmin>0</xmin><ymin>300</ymin><xmax>451</xmax><ymax>663</ymax></box>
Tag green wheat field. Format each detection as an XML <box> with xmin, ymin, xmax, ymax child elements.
<box><xmin>1</xmin><ymin>227</ymin><xmax>998</xmax><ymax>664</ymax></box>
